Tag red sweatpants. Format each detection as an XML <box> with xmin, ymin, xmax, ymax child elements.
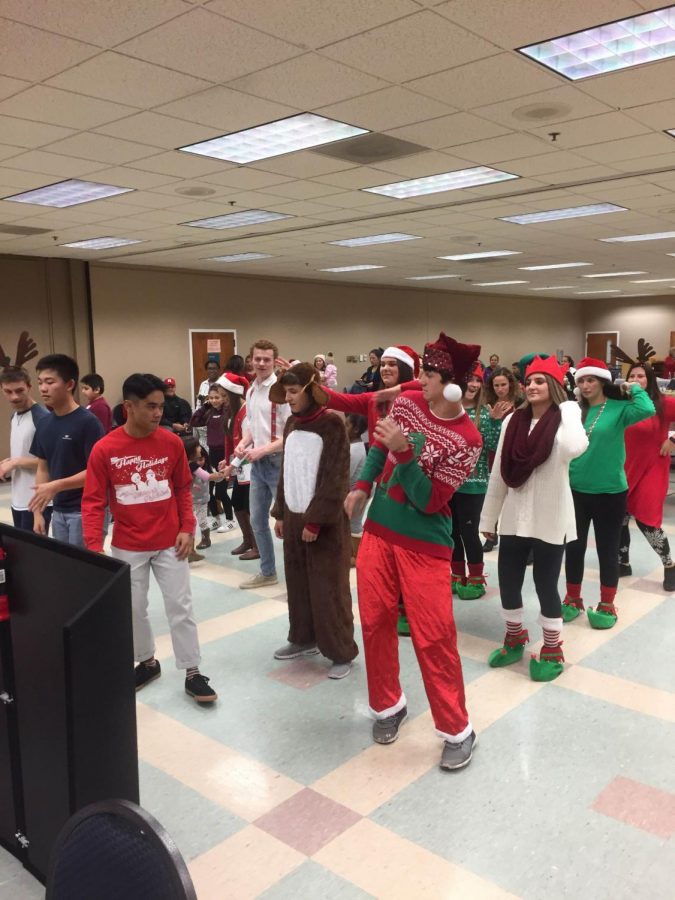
<box><xmin>356</xmin><ymin>531</ymin><xmax>471</xmax><ymax>742</ymax></box>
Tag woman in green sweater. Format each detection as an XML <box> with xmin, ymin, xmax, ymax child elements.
<box><xmin>563</xmin><ymin>357</ymin><xmax>655</xmax><ymax>629</ymax></box>
<box><xmin>451</xmin><ymin>363</ymin><xmax>510</xmax><ymax>599</ymax></box>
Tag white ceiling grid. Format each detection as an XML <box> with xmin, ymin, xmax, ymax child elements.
<box><xmin>0</xmin><ymin>0</ymin><xmax>672</xmax><ymax>298</ymax></box>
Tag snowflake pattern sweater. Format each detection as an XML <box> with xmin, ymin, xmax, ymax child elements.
<box><xmin>355</xmin><ymin>392</ymin><xmax>482</xmax><ymax>560</ymax></box>
<box><xmin>457</xmin><ymin>405</ymin><xmax>501</xmax><ymax>495</ymax></box>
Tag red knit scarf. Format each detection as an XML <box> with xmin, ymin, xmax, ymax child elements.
<box><xmin>500</xmin><ymin>405</ymin><xmax>561</xmax><ymax>488</ymax></box>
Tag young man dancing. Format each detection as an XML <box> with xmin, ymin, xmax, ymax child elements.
<box><xmin>345</xmin><ymin>333</ymin><xmax>482</xmax><ymax>770</ymax></box>
<box><xmin>82</xmin><ymin>373</ymin><xmax>217</xmax><ymax>704</ymax></box>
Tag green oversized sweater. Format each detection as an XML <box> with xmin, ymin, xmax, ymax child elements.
<box><xmin>457</xmin><ymin>405</ymin><xmax>501</xmax><ymax>495</ymax></box>
<box><xmin>569</xmin><ymin>385</ymin><xmax>655</xmax><ymax>494</ymax></box>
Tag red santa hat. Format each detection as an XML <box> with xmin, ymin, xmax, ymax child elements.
<box><xmin>216</xmin><ymin>373</ymin><xmax>249</xmax><ymax>395</ymax></box>
<box><xmin>575</xmin><ymin>357</ymin><xmax>612</xmax><ymax>382</ymax></box>
<box><xmin>381</xmin><ymin>345</ymin><xmax>421</xmax><ymax>377</ymax></box>
<box><xmin>525</xmin><ymin>355</ymin><xmax>566</xmax><ymax>386</ymax></box>
<box><xmin>471</xmin><ymin>362</ymin><xmax>485</xmax><ymax>380</ymax></box>
<box><xmin>422</xmin><ymin>332</ymin><xmax>481</xmax><ymax>402</ymax></box>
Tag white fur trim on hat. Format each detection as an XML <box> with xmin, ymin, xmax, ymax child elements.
<box><xmin>443</xmin><ymin>383</ymin><xmax>462</xmax><ymax>402</ymax></box>
<box><xmin>575</xmin><ymin>365</ymin><xmax>611</xmax><ymax>382</ymax></box>
<box><xmin>216</xmin><ymin>374</ymin><xmax>244</xmax><ymax>395</ymax></box>
<box><xmin>382</xmin><ymin>346</ymin><xmax>414</xmax><ymax>371</ymax></box>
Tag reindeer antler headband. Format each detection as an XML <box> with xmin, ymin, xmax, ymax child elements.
<box><xmin>611</xmin><ymin>337</ymin><xmax>656</xmax><ymax>368</ymax></box>
<box><xmin>0</xmin><ymin>331</ymin><xmax>38</xmax><ymax>370</ymax></box>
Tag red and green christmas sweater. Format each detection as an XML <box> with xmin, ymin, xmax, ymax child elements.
<box><xmin>354</xmin><ymin>391</ymin><xmax>482</xmax><ymax>560</ymax></box>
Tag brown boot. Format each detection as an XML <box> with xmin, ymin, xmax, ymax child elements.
<box><xmin>188</xmin><ymin>550</ymin><xmax>205</xmax><ymax>563</ymax></box>
<box><xmin>239</xmin><ymin>516</ymin><xmax>260</xmax><ymax>560</ymax></box>
<box><xmin>231</xmin><ymin>510</ymin><xmax>254</xmax><ymax>555</ymax></box>
<box><xmin>196</xmin><ymin>528</ymin><xmax>211</xmax><ymax>550</ymax></box>
<box><xmin>350</xmin><ymin>534</ymin><xmax>361</xmax><ymax>568</ymax></box>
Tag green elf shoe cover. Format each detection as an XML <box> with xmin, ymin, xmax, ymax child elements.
<box><xmin>487</xmin><ymin>629</ymin><xmax>529</xmax><ymax>668</ymax></box>
<box><xmin>587</xmin><ymin>602</ymin><xmax>617</xmax><ymax>630</ymax></box>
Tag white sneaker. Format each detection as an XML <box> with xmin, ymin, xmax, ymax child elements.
<box><xmin>240</xmin><ymin>573</ymin><xmax>279</xmax><ymax>590</ymax></box>
<box><xmin>216</xmin><ymin>519</ymin><xmax>236</xmax><ymax>534</ymax></box>
<box><xmin>328</xmin><ymin>661</ymin><xmax>352</xmax><ymax>680</ymax></box>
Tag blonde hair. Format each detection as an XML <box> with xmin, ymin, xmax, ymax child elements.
<box><xmin>522</xmin><ymin>373</ymin><xmax>567</xmax><ymax>408</ymax></box>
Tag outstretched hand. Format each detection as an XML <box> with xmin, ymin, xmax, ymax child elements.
<box><xmin>373</xmin><ymin>385</ymin><xmax>401</xmax><ymax>403</ymax></box>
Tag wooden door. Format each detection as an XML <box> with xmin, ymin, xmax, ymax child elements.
<box><xmin>586</xmin><ymin>332</ymin><xmax>619</xmax><ymax>364</ymax></box>
<box><xmin>189</xmin><ymin>330</ymin><xmax>236</xmax><ymax>403</ymax></box>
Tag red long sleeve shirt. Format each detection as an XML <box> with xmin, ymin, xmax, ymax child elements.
<box><xmin>82</xmin><ymin>426</ymin><xmax>196</xmax><ymax>552</ymax></box>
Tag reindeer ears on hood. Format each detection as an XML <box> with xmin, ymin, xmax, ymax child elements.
<box><xmin>269</xmin><ymin>362</ymin><xmax>329</xmax><ymax>406</ymax></box>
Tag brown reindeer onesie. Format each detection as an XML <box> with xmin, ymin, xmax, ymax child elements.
<box><xmin>270</xmin><ymin>365</ymin><xmax>358</xmax><ymax>665</ymax></box>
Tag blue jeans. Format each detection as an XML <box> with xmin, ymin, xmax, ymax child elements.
<box><xmin>249</xmin><ymin>454</ymin><xmax>282</xmax><ymax>577</ymax></box>
<box><xmin>51</xmin><ymin>510</ymin><xmax>84</xmax><ymax>547</ymax></box>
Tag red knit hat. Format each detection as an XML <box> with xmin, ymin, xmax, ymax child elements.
<box><xmin>525</xmin><ymin>355</ymin><xmax>566</xmax><ymax>386</ymax></box>
<box><xmin>575</xmin><ymin>357</ymin><xmax>612</xmax><ymax>382</ymax></box>
<box><xmin>422</xmin><ymin>333</ymin><xmax>481</xmax><ymax>384</ymax></box>
<box><xmin>216</xmin><ymin>373</ymin><xmax>249</xmax><ymax>395</ymax></box>
<box><xmin>381</xmin><ymin>345</ymin><xmax>421</xmax><ymax>377</ymax></box>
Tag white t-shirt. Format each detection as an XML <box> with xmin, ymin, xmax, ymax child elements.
<box><xmin>9</xmin><ymin>404</ymin><xmax>51</xmax><ymax>510</ymax></box>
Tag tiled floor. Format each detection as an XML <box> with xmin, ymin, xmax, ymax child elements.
<box><xmin>1</xmin><ymin>481</ymin><xmax>674</xmax><ymax>899</ymax></box>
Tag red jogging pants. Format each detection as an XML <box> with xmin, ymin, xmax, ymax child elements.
<box><xmin>356</xmin><ymin>531</ymin><xmax>471</xmax><ymax>742</ymax></box>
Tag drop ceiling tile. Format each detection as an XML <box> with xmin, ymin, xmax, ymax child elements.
<box><xmin>117</xmin><ymin>8</ymin><xmax>301</xmax><ymax>82</ymax></box>
<box><xmin>206</xmin><ymin>0</ymin><xmax>418</xmax><ymax>48</ymax></box>
<box><xmin>504</xmin><ymin>150</ymin><xmax>619</xmax><ymax>177</ymax></box>
<box><xmin>370</xmin><ymin>150</ymin><xmax>473</xmax><ymax>177</ymax></box>
<box><xmin>46</xmin><ymin>52</ymin><xmax>211</xmax><ymax>106</ymax></box>
<box><xmin>88</xmin><ymin>167</ymin><xmax>181</xmax><ymax>190</ymax></box>
<box><xmin>316</xmin><ymin>86</ymin><xmax>455</xmax><ymax>131</ymax></box>
<box><xmin>0</xmin><ymin>86</ymin><xmax>138</xmax><ymax>131</ymax></box>
<box><xmin>578</xmin><ymin>133</ymin><xmax>675</xmax><ymax>164</ymax></box>
<box><xmin>580</xmin><ymin>58</ymin><xmax>675</xmax><ymax>108</ymax></box>
<box><xmin>127</xmin><ymin>151</ymin><xmax>232</xmax><ymax>178</ymax></box>
<box><xmin>610</xmin><ymin>153</ymin><xmax>675</xmax><ymax>173</ymax></box>
<box><xmin>0</xmin><ymin>167</ymin><xmax>73</xmax><ymax>190</ymax></box>
<box><xmin>453</xmin><ymin>133</ymin><xmax>553</xmax><ymax>166</ymax></box>
<box><xmin>407</xmin><ymin>53</ymin><xmax>560</xmax><ymax>109</ymax></box>
<box><xmin>433</xmin><ymin>0</ymin><xmax>641</xmax><ymax>49</ymax></box>
<box><xmin>263</xmin><ymin>181</ymin><xmax>344</xmax><ymax>201</ymax></box>
<box><xmin>227</xmin><ymin>54</ymin><xmax>389</xmax><ymax>109</ymax></box>
<box><xmin>0</xmin><ymin>17</ymin><xmax>99</xmax><ymax>81</ymax></box>
<box><xmin>0</xmin><ymin>74</ymin><xmax>30</xmax><ymax>100</ymax></box>
<box><xmin>1</xmin><ymin>150</ymin><xmax>106</xmax><ymax>178</ymax></box>
<box><xmin>386</xmin><ymin>112</ymin><xmax>510</xmax><ymax>150</ymax></box>
<box><xmin>476</xmin><ymin>87</ymin><xmax>613</xmax><ymax>130</ymax></box>
<box><xmin>624</xmin><ymin>99</ymin><xmax>675</xmax><ymax>131</ymax></box>
<box><xmin>45</xmin><ymin>133</ymin><xmax>162</xmax><ymax>165</ymax></box>
<box><xmin>311</xmin><ymin>167</ymin><xmax>407</xmax><ymax>189</ymax></box>
<box><xmin>155</xmin><ymin>86</ymin><xmax>300</xmax><ymax>131</ymax></box>
<box><xmin>94</xmin><ymin>112</ymin><xmax>224</xmax><ymax>149</ymax></box>
<box><xmin>104</xmin><ymin>190</ymin><xmax>191</xmax><ymax>209</ymax></box>
<box><xmin>321</xmin><ymin>10</ymin><xmax>498</xmax><ymax>81</ymax></box>
<box><xmin>0</xmin><ymin>0</ymin><xmax>191</xmax><ymax>46</ymax></box>
<box><xmin>254</xmin><ymin>151</ymin><xmax>357</xmax><ymax>178</ymax></box>
<box><xmin>198</xmin><ymin>169</ymin><xmax>294</xmax><ymax>190</ymax></box>
<box><xmin>527</xmin><ymin>112</ymin><xmax>650</xmax><ymax>149</ymax></box>
<box><xmin>0</xmin><ymin>115</ymin><xmax>76</xmax><ymax>148</ymax></box>
<box><xmin>0</xmin><ymin>144</ymin><xmax>22</xmax><ymax>161</ymax></box>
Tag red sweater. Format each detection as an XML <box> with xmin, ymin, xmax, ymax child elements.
<box><xmin>82</xmin><ymin>426</ymin><xmax>196</xmax><ymax>552</ymax></box>
<box><xmin>324</xmin><ymin>381</ymin><xmax>420</xmax><ymax>443</ymax></box>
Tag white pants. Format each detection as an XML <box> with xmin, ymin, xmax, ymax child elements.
<box><xmin>112</xmin><ymin>546</ymin><xmax>201</xmax><ymax>669</ymax></box>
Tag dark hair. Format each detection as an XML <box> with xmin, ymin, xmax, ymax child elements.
<box><xmin>183</xmin><ymin>435</ymin><xmax>200</xmax><ymax>458</ymax></box>
<box><xmin>485</xmin><ymin>366</ymin><xmax>521</xmax><ymax>405</ymax></box>
<box><xmin>563</xmin><ymin>354</ymin><xmax>575</xmax><ymax>367</ymax></box>
<box><xmin>225</xmin><ymin>354</ymin><xmax>245</xmax><ymax>375</ymax></box>
<box><xmin>392</xmin><ymin>360</ymin><xmax>413</xmax><ymax>386</ymax></box>
<box><xmin>36</xmin><ymin>354</ymin><xmax>79</xmax><ymax>388</ymax></box>
<box><xmin>279</xmin><ymin>371</ymin><xmax>303</xmax><ymax>387</ymax></box>
<box><xmin>370</xmin><ymin>348</ymin><xmax>384</xmax><ymax>359</ymax></box>
<box><xmin>204</xmin><ymin>358</ymin><xmax>221</xmax><ymax>370</ymax></box>
<box><xmin>578</xmin><ymin>378</ymin><xmax>625</xmax><ymax>422</ymax></box>
<box><xmin>223</xmin><ymin>389</ymin><xmax>242</xmax><ymax>439</ymax></box>
<box><xmin>422</xmin><ymin>364</ymin><xmax>453</xmax><ymax>385</ymax></box>
<box><xmin>122</xmin><ymin>373</ymin><xmax>165</xmax><ymax>401</ymax></box>
<box><xmin>81</xmin><ymin>373</ymin><xmax>104</xmax><ymax>393</ymax></box>
<box><xmin>626</xmin><ymin>362</ymin><xmax>662</xmax><ymax>417</ymax></box>
<box><xmin>346</xmin><ymin>413</ymin><xmax>368</xmax><ymax>436</ymax></box>
<box><xmin>0</xmin><ymin>366</ymin><xmax>30</xmax><ymax>385</ymax></box>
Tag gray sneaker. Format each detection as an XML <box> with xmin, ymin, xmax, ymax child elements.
<box><xmin>274</xmin><ymin>642</ymin><xmax>319</xmax><ymax>660</ymax></box>
<box><xmin>372</xmin><ymin>706</ymin><xmax>408</xmax><ymax>744</ymax></box>
<box><xmin>240</xmin><ymin>572</ymin><xmax>279</xmax><ymax>590</ymax></box>
<box><xmin>328</xmin><ymin>661</ymin><xmax>352</xmax><ymax>680</ymax></box>
<box><xmin>440</xmin><ymin>731</ymin><xmax>478</xmax><ymax>770</ymax></box>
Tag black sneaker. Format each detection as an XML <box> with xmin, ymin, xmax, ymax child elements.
<box><xmin>185</xmin><ymin>672</ymin><xmax>218</xmax><ymax>704</ymax></box>
<box><xmin>619</xmin><ymin>563</ymin><xmax>633</xmax><ymax>577</ymax></box>
<box><xmin>440</xmin><ymin>731</ymin><xmax>478</xmax><ymax>770</ymax></box>
<box><xmin>482</xmin><ymin>538</ymin><xmax>497</xmax><ymax>552</ymax></box>
<box><xmin>664</xmin><ymin>565</ymin><xmax>675</xmax><ymax>592</ymax></box>
<box><xmin>372</xmin><ymin>706</ymin><xmax>408</xmax><ymax>744</ymax></box>
<box><xmin>135</xmin><ymin>660</ymin><xmax>161</xmax><ymax>692</ymax></box>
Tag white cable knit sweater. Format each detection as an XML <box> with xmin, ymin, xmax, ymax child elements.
<box><xmin>479</xmin><ymin>401</ymin><xmax>588</xmax><ymax>545</ymax></box>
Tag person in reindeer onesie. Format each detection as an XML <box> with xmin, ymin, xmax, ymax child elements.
<box><xmin>270</xmin><ymin>362</ymin><xmax>359</xmax><ymax>680</ymax></box>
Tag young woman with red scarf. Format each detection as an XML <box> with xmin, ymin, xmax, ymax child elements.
<box><xmin>480</xmin><ymin>357</ymin><xmax>588</xmax><ymax>682</ymax></box>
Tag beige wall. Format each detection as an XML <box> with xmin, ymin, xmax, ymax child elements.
<box><xmin>89</xmin><ymin>263</ymin><xmax>585</xmax><ymax>404</ymax></box>
<box><xmin>583</xmin><ymin>297</ymin><xmax>675</xmax><ymax>360</ymax></box>
<box><xmin>0</xmin><ymin>255</ymin><xmax>91</xmax><ymax>453</ymax></box>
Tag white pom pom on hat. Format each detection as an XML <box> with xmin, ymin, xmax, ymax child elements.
<box><xmin>443</xmin><ymin>383</ymin><xmax>462</xmax><ymax>402</ymax></box>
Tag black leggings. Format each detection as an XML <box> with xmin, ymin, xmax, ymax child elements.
<box><xmin>620</xmin><ymin>515</ymin><xmax>673</xmax><ymax>567</ymax></box>
<box><xmin>231</xmin><ymin>480</ymin><xmax>250</xmax><ymax>514</ymax></box>
<box><xmin>208</xmin><ymin>448</ymin><xmax>233</xmax><ymax>520</ymax></box>
<box><xmin>498</xmin><ymin>536</ymin><xmax>565</xmax><ymax>618</ymax></box>
<box><xmin>450</xmin><ymin>492</ymin><xmax>485</xmax><ymax>565</ymax></box>
<box><xmin>565</xmin><ymin>490</ymin><xmax>627</xmax><ymax>589</ymax></box>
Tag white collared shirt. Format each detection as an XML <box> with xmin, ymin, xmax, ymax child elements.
<box><xmin>245</xmin><ymin>373</ymin><xmax>290</xmax><ymax>448</ymax></box>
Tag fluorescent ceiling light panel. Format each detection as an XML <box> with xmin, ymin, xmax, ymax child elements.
<box><xmin>500</xmin><ymin>203</ymin><xmax>627</xmax><ymax>225</ymax></box>
<box><xmin>519</xmin><ymin>262</ymin><xmax>591</xmax><ymax>270</ymax></box>
<box><xmin>204</xmin><ymin>253</ymin><xmax>272</xmax><ymax>262</ymax></box>
<box><xmin>363</xmin><ymin>166</ymin><xmax>518</xmax><ymax>199</ymax></box>
<box><xmin>3</xmin><ymin>179</ymin><xmax>133</xmax><ymax>208</ymax></box>
<box><xmin>320</xmin><ymin>265</ymin><xmax>385</xmax><ymax>272</ymax></box>
<box><xmin>328</xmin><ymin>233</ymin><xmax>422</xmax><ymax>247</ymax></box>
<box><xmin>518</xmin><ymin>6</ymin><xmax>675</xmax><ymax>81</ymax></box>
<box><xmin>61</xmin><ymin>237</ymin><xmax>144</xmax><ymax>249</ymax></box>
<box><xmin>667</xmin><ymin>129</ymin><xmax>675</xmax><ymax>137</ymax></box>
<box><xmin>179</xmin><ymin>113</ymin><xmax>368</xmax><ymax>164</ymax></box>
<box><xmin>406</xmin><ymin>274</ymin><xmax>460</xmax><ymax>281</ymax></box>
<box><xmin>576</xmin><ymin>289</ymin><xmax>621</xmax><ymax>294</ymax></box>
<box><xmin>600</xmin><ymin>231</ymin><xmax>675</xmax><ymax>242</ymax></box>
<box><xmin>630</xmin><ymin>277</ymin><xmax>675</xmax><ymax>283</ymax></box>
<box><xmin>582</xmin><ymin>271</ymin><xmax>646</xmax><ymax>278</ymax></box>
<box><xmin>529</xmin><ymin>285</ymin><xmax>574</xmax><ymax>290</ymax></box>
<box><xmin>474</xmin><ymin>280</ymin><xmax>529</xmax><ymax>286</ymax></box>
<box><xmin>438</xmin><ymin>250</ymin><xmax>521</xmax><ymax>261</ymax></box>
<box><xmin>183</xmin><ymin>209</ymin><xmax>292</xmax><ymax>229</ymax></box>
